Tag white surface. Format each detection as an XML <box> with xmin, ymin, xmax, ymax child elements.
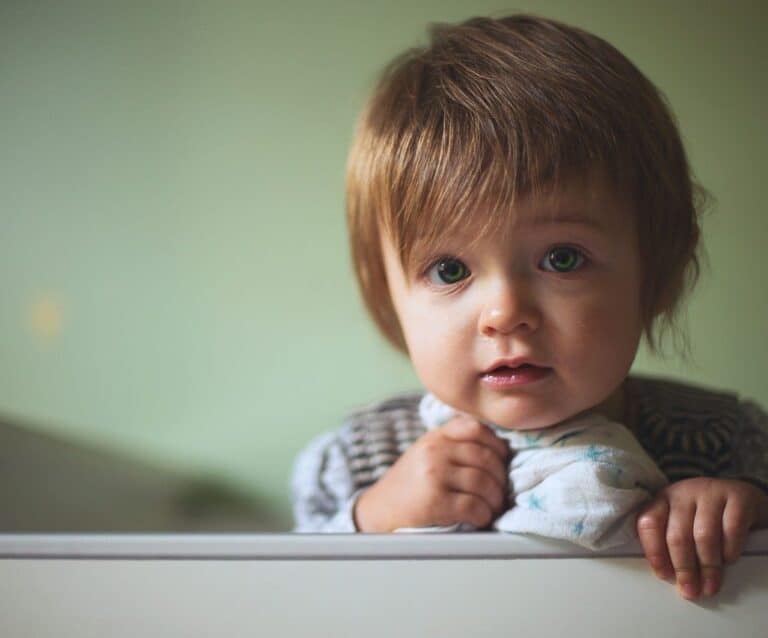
<box><xmin>2</xmin><ymin>532</ymin><xmax>768</xmax><ymax>637</ymax></box>
<box><xmin>2</xmin><ymin>529</ymin><xmax>768</xmax><ymax>558</ymax></box>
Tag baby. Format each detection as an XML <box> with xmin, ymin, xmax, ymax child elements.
<box><xmin>291</xmin><ymin>14</ymin><xmax>768</xmax><ymax>600</ymax></box>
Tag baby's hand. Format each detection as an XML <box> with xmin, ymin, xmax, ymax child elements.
<box><xmin>636</xmin><ymin>477</ymin><xmax>768</xmax><ymax>600</ymax></box>
<box><xmin>353</xmin><ymin>416</ymin><xmax>511</xmax><ymax>532</ymax></box>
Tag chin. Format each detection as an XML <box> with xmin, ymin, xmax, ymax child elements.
<box><xmin>482</xmin><ymin>411</ymin><xmax>556</xmax><ymax>431</ymax></box>
<box><xmin>480</xmin><ymin>400</ymin><xmax>580</xmax><ymax>430</ymax></box>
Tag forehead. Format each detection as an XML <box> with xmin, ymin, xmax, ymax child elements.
<box><xmin>402</xmin><ymin>175</ymin><xmax>633</xmax><ymax>259</ymax></box>
<box><xmin>495</xmin><ymin>178</ymin><xmax>629</xmax><ymax>233</ymax></box>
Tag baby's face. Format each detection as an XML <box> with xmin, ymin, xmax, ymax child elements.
<box><xmin>382</xmin><ymin>177</ymin><xmax>643</xmax><ymax>430</ymax></box>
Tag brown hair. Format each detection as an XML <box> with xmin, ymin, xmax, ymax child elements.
<box><xmin>345</xmin><ymin>14</ymin><xmax>706</xmax><ymax>357</ymax></box>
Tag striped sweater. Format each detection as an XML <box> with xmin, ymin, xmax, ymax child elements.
<box><xmin>291</xmin><ymin>375</ymin><xmax>768</xmax><ymax>533</ymax></box>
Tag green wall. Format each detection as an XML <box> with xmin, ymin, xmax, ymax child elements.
<box><xmin>1</xmin><ymin>1</ymin><xmax>766</xmax><ymax>527</ymax></box>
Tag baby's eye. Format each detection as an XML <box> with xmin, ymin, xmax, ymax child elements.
<box><xmin>426</xmin><ymin>257</ymin><xmax>471</xmax><ymax>285</ymax></box>
<box><xmin>540</xmin><ymin>246</ymin><xmax>586</xmax><ymax>273</ymax></box>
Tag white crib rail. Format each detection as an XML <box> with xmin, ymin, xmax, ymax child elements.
<box><xmin>2</xmin><ymin>531</ymin><xmax>767</xmax><ymax>637</ymax></box>
<box><xmin>1</xmin><ymin>528</ymin><xmax>768</xmax><ymax>558</ymax></box>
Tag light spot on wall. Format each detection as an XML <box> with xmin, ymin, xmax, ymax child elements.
<box><xmin>26</xmin><ymin>293</ymin><xmax>65</xmax><ymax>341</ymax></box>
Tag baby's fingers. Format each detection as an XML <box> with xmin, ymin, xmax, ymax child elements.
<box><xmin>666</xmin><ymin>499</ymin><xmax>700</xmax><ymax>599</ymax></box>
<box><xmin>692</xmin><ymin>500</ymin><xmax>726</xmax><ymax>597</ymax></box>
<box><xmin>722</xmin><ymin>495</ymin><xmax>753</xmax><ymax>565</ymax></box>
<box><xmin>636</xmin><ymin>497</ymin><xmax>673</xmax><ymax>581</ymax></box>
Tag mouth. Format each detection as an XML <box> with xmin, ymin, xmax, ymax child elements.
<box><xmin>480</xmin><ymin>363</ymin><xmax>553</xmax><ymax>387</ymax></box>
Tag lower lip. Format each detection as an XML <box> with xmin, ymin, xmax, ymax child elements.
<box><xmin>480</xmin><ymin>366</ymin><xmax>553</xmax><ymax>388</ymax></box>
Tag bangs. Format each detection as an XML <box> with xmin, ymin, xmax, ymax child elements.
<box><xmin>364</xmin><ymin>23</ymin><xmax>637</xmax><ymax>272</ymax></box>
<box><xmin>385</xmin><ymin>111</ymin><xmax>621</xmax><ymax>273</ymax></box>
<box><xmin>345</xmin><ymin>14</ymin><xmax>701</xmax><ymax>356</ymax></box>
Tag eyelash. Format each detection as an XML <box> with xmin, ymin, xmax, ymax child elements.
<box><xmin>422</xmin><ymin>245</ymin><xmax>590</xmax><ymax>287</ymax></box>
<box><xmin>539</xmin><ymin>245</ymin><xmax>588</xmax><ymax>273</ymax></box>
<box><xmin>424</xmin><ymin>256</ymin><xmax>471</xmax><ymax>287</ymax></box>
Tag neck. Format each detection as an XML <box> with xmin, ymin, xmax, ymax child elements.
<box><xmin>592</xmin><ymin>379</ymin><xmax>628</xmax><ymax>423</ymax></box>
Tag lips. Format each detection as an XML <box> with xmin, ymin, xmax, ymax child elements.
<box><xmin>481</xmin><ymin>357</ymin><xmax>548</xmax><ymax>374</ymax></box>
<box><xmin>480</xmin><ymin>360</ymin><xmax>552</xmax><ymax>387</ymax></box>
<box><xmin>489</xmin><ymin>363</ymin><xmax>542</xmax><ymax>373</ymax></box>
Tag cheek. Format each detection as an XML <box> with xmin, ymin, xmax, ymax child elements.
<box><xmin>550</xmin><ymin>281</ymin><xmax>642</xmax><ymax>368</ymax></box>
<box><xmin>402</xmin><ymin>328</ymin><xmax>446</xmax><ymax>392</ymax></box>
<box><xmin>399</xmin><ymin>300</ymin><xmax>474</xmax><ymax>386</ymax></box>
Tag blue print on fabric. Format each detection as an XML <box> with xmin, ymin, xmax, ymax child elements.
<box><xmin>523</xmin><ymin>432</ymin><xmax>545</xmax><ymax>448</ymax></box>
<box><xmin>582</xmin><ymin>445</ymin><xmax>609</xmax><ymax>463</ymax></box>
<box><xmin>526</xmin><ymin>492</ymin><xmax>546</xmax><ymax>511</ymax></box>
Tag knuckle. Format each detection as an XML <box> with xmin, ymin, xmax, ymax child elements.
<box><xmin>418</xmin><ymin>438</ymin><xmax>441</xmax><ymax>458</ymax></box>
<box><xmin>723</xmin><ymin>510</ymin><xmax>749</xmax><ymax>536</ymax></box>
<box><xmin>440</xmin><ymin>418</ymin><xmax>464</xmax><ymax>436</ymax></box>
<box><xmin>462</xmin><ymin>419</ymin><xmax>485</xmax><ymax>438</ymax></box>
<box><xmin>421</xmin><ymin>462</ymin><xmax>443</xmax><ymax>486</ymax></box>
<box><xmin>636</xmin><ymin>511</ymin><xmax>665</xmax><ymax>531</ymax></box>
<box><xmin>480</xmin><ymin>447</ymin><xmax>497</xmax><ymax>468</ymax></box>
<box><xmin>692</xmin><ymin>526</ymin><xmax>718</xmax><ymax>545</ymax></box>
<box><xmin>645</xmin><ymin>552</ymin><xmax>669</xmax><ymax>568</ymax></box>
<box><xmin>464</xmin><ymin>468</ymin><xmax>485</xmax><ymax>491</ymax></box>
<box><xmin>477</xmin><ymin>472</ymin><xmax>502</xmax><ymax>506</ymax></box>
<box><xmin>666</xmin><ymin>528</ymin><xmax>689</xmax><ymax>549</ymax></box>
<box><xmin>482</xmin><ymin>473</ymin><xmax>505</xmax><ymax>503</ymax></box>
<box><xmin>684</xmin><ymin>477</ymin><xmax>714</xmax><ymax>491</ymax></box>
<box><xmin>444</xmin><ymin>416</ymin><xmax>468</xmax><ymax>432</ymax></box>
<box><xmin>665</xmin><ymin>478</ymin><xmax>706</xmax><ymax>502</ymax></box>
<box><xmin>481</xmin><ymin>473</ymin><xmax>498</xmax><ymax>497</ymax></box>
<box><xmin>726</xmin><ymin>480</ymin><xmax>749</xmax><ymax>497</ymax></box>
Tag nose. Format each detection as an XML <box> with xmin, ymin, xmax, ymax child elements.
<box><xmin>478</xmin><ymin>276</ymin><xmax>541</xmax><ymax>338</ymax></box>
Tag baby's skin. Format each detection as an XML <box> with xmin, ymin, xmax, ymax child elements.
<box><xmin>360</xmin><ymin>175</ymin><xmax>768</xmax><ymax>599</ymax></box>
<box><xmin>354</xmin><ymin>415</ymin><xmax>768</xmax><ymax>600</ymax></box>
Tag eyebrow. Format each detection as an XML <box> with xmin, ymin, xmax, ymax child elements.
<box><xmin>525</xmin><ymin>213</ymin><xmax>609</xmax><ymax>232</ymax></box>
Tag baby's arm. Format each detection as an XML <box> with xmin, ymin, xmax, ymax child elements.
<box><xmin>635</xmin><ymin>398</ymin><xmax>768</xmax><ymax>600</ymax></box>
<box><xmin>291</xmin><ymin>431</ymin><xmax>361</xmax><ymax>532</ymax></box>
<box><xmin>291</xmin><ymin>416</ymin><xmax>509</xmax><ymax>532</ymax></box>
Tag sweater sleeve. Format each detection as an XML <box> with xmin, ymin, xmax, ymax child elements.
<box><xmin>290</xmin><ymin>430</ymin><xmax>364</xmax><ymax>533</ymax></box>
<box><xmin>719</xmin><ymin>399</ymin><xmax>768</xmax><ymax>494</ymax></box>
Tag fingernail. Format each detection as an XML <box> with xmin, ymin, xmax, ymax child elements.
<box><xmin>680</xmin><ymin>583</ymin><xmax>698</xmax><ymax>599</ymax></box>
<box><xmin>703</xmin><ymin>577</ymin><xmax>719</xmax><ymax>596</ymax></box>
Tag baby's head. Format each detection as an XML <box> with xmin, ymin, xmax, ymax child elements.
<box><xmin>345</xmin><ymin>14</ymin><xmax>704</xmax><ymax>429</ymax></box>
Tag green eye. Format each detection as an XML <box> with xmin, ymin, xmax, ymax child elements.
<box><xmin>428</xmin><ymin>258</ymin><xmax>470</xmax><ymax>285</ymax></box>
<box><xmin>542</xmin><ymin>246</ymin><xmax>585</xmax><ymax>273</ymax></box>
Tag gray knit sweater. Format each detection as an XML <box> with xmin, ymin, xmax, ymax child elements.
<box><xmin>291</xmin><ymin>375</ymin><xmax>768</xmax><ymax>533</ymax></box>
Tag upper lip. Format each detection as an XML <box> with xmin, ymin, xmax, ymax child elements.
<box><xmin>481</xmin><ymin>357</ymin><xmax>549</xmax><ymax>374</ymax></box>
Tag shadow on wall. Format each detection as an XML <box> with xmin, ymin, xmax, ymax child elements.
<box><xmin>0</xmin><ymin>415</ymin><xmax>289</xmax><ymax>532</ymax></box>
